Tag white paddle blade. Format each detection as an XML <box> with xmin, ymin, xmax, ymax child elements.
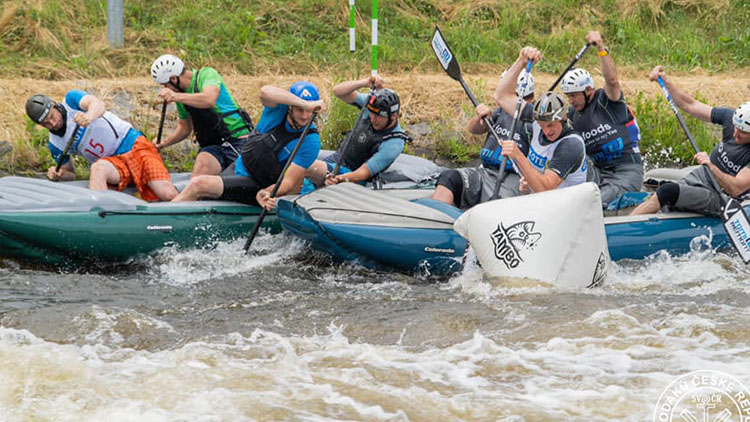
<box><xmin>431</xmin><ymin>27</ymin><xmax>462</xmax><ymax>81</ymax></box>
<box><xmin>431</xmin><ymin>28</ymin><xmax>452</xmax><ymax>71</ymax></box>
<box><xmin>722</xmin><ymin>198</ymin><xmax>750</xmax><ymax>263</ymax></box>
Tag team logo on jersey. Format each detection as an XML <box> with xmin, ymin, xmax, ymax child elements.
<box><xmin>491</xmin><ymin>221</ymin><xmax>541</xmax><ymax>269</ymax></box>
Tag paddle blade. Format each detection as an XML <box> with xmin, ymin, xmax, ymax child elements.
<box><xmin>431</xmin><ymin>26</ymin><xmax>461</xmax><ymax>81</ymax></box>
<box><xmin>721</xmin><ymin>198</ymin><xmax>750</xmax><ymax>263</ymax></box>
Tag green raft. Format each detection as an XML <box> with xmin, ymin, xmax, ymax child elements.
<box><xmin>0</xmin><ymin>174</ymin><xmax>279</xmax><ymax>266</ymax></box>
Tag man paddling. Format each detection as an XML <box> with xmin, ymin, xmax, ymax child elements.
<box><xmin>630</xmin><ymin>67</ymin><xmax>750</xmax><ymax>217</ymax></box>
<box><xmin>150</xmin><ymin>54</ymin><xmax>254</xmax><ymax>177</ymax></box>
<box><xmin>172</xmin><ymin>81</ymin><xmax>325</xmax><ymax>210</ymax></box>
<box><xmin>494</xmin><ymin>47</ymin><xmax>588</xmax><ymax>194</ymax></box>
<box><xmin>559</xmin><ymin>31</ymin><xmax>643</xmax><ymax>206</ymax></box>
<box><xmin>431</xmin><ymin>70</ymin><xmax>534</xmax><ymax>208</ymax></box>
<box><xmin>305</xmin><ymin>75</ymin><xmax>409</xmax><ymax>187</ymax></box>
<box><xmin>25</xmin><ymin>91</ymin><xmax>178</xmax><ymax>201</ymax></box>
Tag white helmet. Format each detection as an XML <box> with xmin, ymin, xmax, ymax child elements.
<box><xmin>150</xmin><ymin>54</ymin><xmax>184</xmax><ymax>84</ymax></box>
<box><xmin>560</xmin><ymin>68</ymin><xmax>595</xmax><ymax>94</ymax></box>
<box><xmin>734</xmin><ymin>102</ymin><xmax>750</xmax><ymax>132</ymax></box>
<box><xmin>501</xmin><ymin>69</ymin><xmax>535</xmax><ymax>98</ymax></box>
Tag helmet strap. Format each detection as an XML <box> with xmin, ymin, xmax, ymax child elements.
<box><xmin>168</xmin><ymin>76</ymin><xmax>183</xmax><ymax>92</ymax></box>
<box><xmin>286</xmin><ymin>107</ymin><xmax>303</xmax><ymax>131</ymax></box>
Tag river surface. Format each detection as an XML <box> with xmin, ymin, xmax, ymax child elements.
<box><xmin>0</xmin><ymin>232</ymin><xmax>749</xmax><ymax>421</ymax></box>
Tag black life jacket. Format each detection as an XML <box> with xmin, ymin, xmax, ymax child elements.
<box><xmin>240</xmin><ymin>119</ymin><xmax>318</xmax><ymax>188</ymax></box>
<box><xmin>182</xmin><ymin>69</ymin><xmax>254</xmax><ymax>148</ymax></box>
<box><xmin>337</xmin><ymin>117</ymin><xmax>411</xmax><ymax>173</ymax></box>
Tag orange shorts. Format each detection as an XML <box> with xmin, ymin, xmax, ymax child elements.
<box><xmin>102</xmin><ymin>136</ymin><xmax>170</xmax><ymax>202</ymax></box>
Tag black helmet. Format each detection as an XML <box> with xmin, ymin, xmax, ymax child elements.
<box><xmin>366</xmin><ymin>88</ymin><xmax>400</xmax><ymax>118</ymax></box>
<box><xmin>532</xmin><ymin>92</ymin><xmax>568</xmax><ymax>122</ymax></box>
<box><xmin>26</xmin><ymin>94</ymin><xmax>55</xmax><ymax>124</ymax></box>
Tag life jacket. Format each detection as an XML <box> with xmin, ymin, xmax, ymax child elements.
<box><xmin>337</xmin><ymin>117</ymin><xmax>411</xmax><ymax>174</ymax></box>
<box><xmin>182</xmin><ymin>69</ymin><xmax>254</xmax><ymax>148</ymax></box>
<box><xmin>240</xmin><ymin>120</ymin><xmax>318</xmax><ymax>188</ymax></box>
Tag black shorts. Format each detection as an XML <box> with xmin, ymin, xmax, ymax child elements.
<box><xmin>219</xmin><ymin>175</ymin><xmax>261</xmax><ymax>205</ymax></box>
<box><xmin>199</xmin><ymin>137</ymin><xmax>247</xmax><ymax>171</ymax></box>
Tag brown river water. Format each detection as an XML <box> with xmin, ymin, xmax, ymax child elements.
<box><xmin>0</xmin><ymin>232</ymin><xmax>749</xmax><ymax>421</ymax></box>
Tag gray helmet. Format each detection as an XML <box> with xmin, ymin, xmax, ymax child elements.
<box><xmin>532</xmin><ymin>92</ymin><xmax>568</xmax><ymax>122</ymax></box>
<box><xmin>367</xmin><ymin>88</ymin><xmax>400</xmax><ymax>117</ymax></box>
<box><xmin>25</xmin><ymin>94</ymin><xmax>55</xmax><ymax>124</ymax></box>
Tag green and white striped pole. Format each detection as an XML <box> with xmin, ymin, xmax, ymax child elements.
<box><xmin>349</xmin><ymin>0</ymin><xmax>355</xmax><ymax>52</ymax></box>
<box><xmin>371</xmin><ymin>0</ymin><xmax>378</xmax><ymax>76</ymax></box>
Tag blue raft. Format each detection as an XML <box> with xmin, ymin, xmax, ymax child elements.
<box><xmin>277</xmin><ymin>166</ymin><xmax>741</xmax><ymax>276</ymax></box>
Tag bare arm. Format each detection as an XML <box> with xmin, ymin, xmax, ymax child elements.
<box><xmin>260</xmin><ymin>85</ymin><xmax>325</xmax><ymax>112</ymax></box>
<box><xmin>74</xmin><ymin>95</ymin><xmax>107</xmax><ymax>127</ymax></box>
<box><xmin>500</xmin><ymin>139</ymin><xmax>563</xmax><ymax>192</ymax></box>
<box><xmin>255</xmin><ymin>163</ymin><xmax>308</xmax><ymax>210</ymax></box>
<box><xmin>467</xmin><ymin>104</ymin><xmax>492</xmax><ymax>135</ymax></box>
<box><xmin>333</xmin><ymin>75</ymin><xmax>384</xmax><ymax>104</ymax></box>
<box><xmin>158</xmin><ymin>118</ymin><xmax>193</xmax><ymax>150</ymax></box>
<box><xmin>587</xmin><ymin>31</ymin><xmax>621</xmax><ymax>101</ymax></box>
<box><xmin>696</xmin><ymin>152</ymin><xmax>750</xmax><ymax>197</ymax></box>
<box><xmin>493</xmin><ymin>47</ymin><xmax>541</xmax><ymax>116</ymax></box>
<box><xmin>159</xmin><ymin>85</ymin><xmax>220</xmax><ymax>109</ymax></box>
<box><xmin>650</xmin><ymin>66</ymin><xmax>713</xmax><ymax>122</ymax></box>
<box><xmin>47</xmin><ymin>160</ymin><xmax>76</xmax><ymax>181</ymax></box>
<box><xmin>329</xmin><ymin>163</ymin><xmax>372</xmax><ymax>184</ymax></box>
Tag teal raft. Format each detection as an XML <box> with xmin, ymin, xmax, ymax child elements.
<box><xmin>0</xmin><ymin>174</ymin><xmax>279</xmax><ymax>266</ymax></box>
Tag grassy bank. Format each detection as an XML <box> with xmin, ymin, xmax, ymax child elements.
<box><xmin>0</xmin><ymin>0</ymin><xmax>748</xmax><ymax>175</ymax></box>
<box><xmin>0</xmin><ymin>0</ymin><xmax>747</xmax><ymax>79</ymax></box>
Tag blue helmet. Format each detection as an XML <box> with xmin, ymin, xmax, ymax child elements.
<box><xmin>289</xmin><ymin>81</ymin><xmax>320</xmax><ymax>101</ymax></box>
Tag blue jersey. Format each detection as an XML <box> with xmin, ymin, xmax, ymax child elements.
<box><xmin>235</xmin><ymin>104</ymin><xmax>321</xmax><ymax>177</ymax></box>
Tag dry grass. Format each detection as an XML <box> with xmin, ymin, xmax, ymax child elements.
<box><xmin>617</xmin><ymin>0</ymin><xmax>729</xmax><ymax>21</ymax></box>
<box><xmin>2</xmin><ymin>70</ymin><xmax>748</xmax><ymax>154</ymax></box>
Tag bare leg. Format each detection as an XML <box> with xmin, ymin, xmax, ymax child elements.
<box><xmin>431</xmin><ymin>185</ymin><xmax>456</xmax><ymax>206</ymax></box>
<box><xmin>629</xmin><ymin>194</ymin><xmax>661</xmax><ymax>216</ymax></box>
<box><xmin>172</xmin><ymin>175</ymin><xmax>224</xmax><ymax>202</ymax></box>
<box><xmin>191</xmin><ymin>152</ymin><xmax>223</xmax><ymax>177</ymax></box>
<box><xmin>148</xmin><ymin>180</ymin><xmax>179</xmax><ymax>201</ymax></box>
<box><xmin>89</xmin><ymin>160</ymin><xmax>120</xmax><ymax>190</ymax></box>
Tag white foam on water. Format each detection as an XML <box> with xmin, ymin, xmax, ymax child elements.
<box><xmin>2</xmin><ymin>307</ymin><xmax>747</xmax><ymax>422</ymax></box>
<box><xmin>144</xmin><ymin>233</ymin><xmax>307</xmax><ymax>286</ymax></box>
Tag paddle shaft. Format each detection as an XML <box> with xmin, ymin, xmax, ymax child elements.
<box><xmin>548</xmin><ymin>43</ymin><xmax>590</xmax><ymax>92</ymax></box>
<box><xmin>55</xmin><ymin>124</ymin><xmax>81</xmax><ymax>173</ymax></box>
<box><xmin>332</xmin><ymin>83</ymin><xmax>376</xmax><ymax>177</ymax></box>
<box><xmin>456</xmin><ymin>76</ymin><xmax>512</xmax><ymax>190</ymax></box>
<box><xmin>244</xmin><ymin>111</ymin><xmax>319</xmax><ymax>252</ymax></box>
<box><xmin>490</xmin><ymin>59</ymin><xmax>533</xmax><ymax>200</ymax></box>
<box><xmin>156</xmin><ymin>100</ymin><xmax>167</xmax><ymax>145</ymax></box>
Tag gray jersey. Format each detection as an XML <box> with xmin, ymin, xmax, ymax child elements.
<box><xmin>709</xmin><ymin>107</ymin><xmax>750</xmax><ymax>176</ymax></box>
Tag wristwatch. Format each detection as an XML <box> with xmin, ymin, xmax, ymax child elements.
<box><xmin>597</xmin><ymin>46</ymin><xmax>610</xmax><ymax>57</ymax></box>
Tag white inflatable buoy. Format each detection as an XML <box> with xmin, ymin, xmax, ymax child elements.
<box><xmin>453</xmin><ymin>182</ymin><xmax>609</xmax><ymax>288</ymax></box>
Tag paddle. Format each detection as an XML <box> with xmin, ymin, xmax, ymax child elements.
<box><xmin>55</xmin><ymin>124</ymin><xmax>81</xmax><ymax>173</ymax></box>
<box><xmin>490</xmin><ymin>59</ymin><xmax>533</xmax><ymax>200</ymax></box>
<box><xmin>430</xmin><ymin>26</ymin><xmax>526</xmax><ymax>201</ymax></box>
<box><xmin>332</xmin><ymin>86</ymin><xmax>375</xmax><ymax>177</ymax></box>
<box><xmin>657</xmin><ymin>77</ymin><xmax>750</xmax><ymax>263</ymax></box>
<box><xmin>156</xmin><ymin>100</ymin><xmax>167</xmax><ymax>145</ymax></box>
<box><xmin>548</xmin><ymin>43</ymin><xmax>590</xmax><ymax>91</ymax></box>
<box><xmin>243</xmin><ymin>111</ymin><xmax>319</xmax><ymax>253</ymax></box>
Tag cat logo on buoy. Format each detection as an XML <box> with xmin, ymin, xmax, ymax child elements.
<box><xmin>490</xmin><ymin>221</ymin><xmax>541</xmax><ymax>269</ymax></box>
